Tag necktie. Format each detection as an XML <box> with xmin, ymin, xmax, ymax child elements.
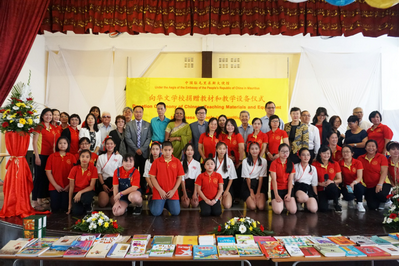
<box><xmin>137</xmin><ymin>121</ymin><xmax>141</xmax><ymax>148</ymax></box>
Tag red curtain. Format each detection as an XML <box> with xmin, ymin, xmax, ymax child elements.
<box><xmin>0</xmin><ymin>0</ymin><xmax>50</xmax><ymax>106</ymax></box>
<box><xmin>40</xmin><ymin>0</ymin><xmax>399</xmax><ymax>37</ymax></box>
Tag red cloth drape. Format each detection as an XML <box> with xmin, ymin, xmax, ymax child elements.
<box><xmin>40</xmin><ymin>0</ymin><xmax>399</xmax><ymax>37</ymax></box>
<box><xmin>0</xmin><ymin>0</ymin><xmax>50</xmax><ymax>106</ymax></box>
<box><xmin>0</xmin><ymin>132</ymin><xmax>36</xmax><ymax>218</ymax></box>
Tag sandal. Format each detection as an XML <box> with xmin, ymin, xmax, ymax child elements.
<box><xmin>33</xmin><ymin>205</ymin><xmax>46</xmax><ymax>211</ymax></box>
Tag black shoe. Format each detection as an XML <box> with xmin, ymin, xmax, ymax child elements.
<box><xmin>133</xmin><ymin>206</ymin><xmax>142</xmax><ymax>216</ymax></box>
<box><xmin>334</xmin><ymin>204</ymin><xmax>342</xmax><ymax>213</ymax></box>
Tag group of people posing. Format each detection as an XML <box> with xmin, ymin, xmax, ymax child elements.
<box><xmin>31</xmin><ymin>102</ymin><xmax>397</xmax><ymax>217</ymax></box>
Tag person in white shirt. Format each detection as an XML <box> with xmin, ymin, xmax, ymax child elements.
<box><xmin>238</xmin><ymin>110</ymin><xmax>253</xmax><ymax>145</ymax></box>
<box><xmin>214</xmin><ymin>142</ymin><xmax>237</xmax><ymax>209</ymax></box>
<box><xmin>241</xmin><ymin>142</ymin><xmax>267</xmax><ymax>211</ymax></box>
<box><xmin>96</xmin><ymin>137</ymin><xmax>122</xmax><ymax>207</ymax></box>
<box><xmin>79</xmin><ymin>113</ymin><xmax>101</xmax><ymax>154</ymax></box>
<box><xmin>98</xmin><ymin>111</ymin><xmax>116</xmax><ymax>150</ymax></box>
<box><xmin>181</xmin><ymin>143</ymin><xmax>201</xmax><ymax>208</ymax></box>
<box><xmin>260</xmin><ymin>101</ymin><xmax>284</xmax><ymax>133</ymax></box>
<box><xmin>352</xmin><ymin>107</ymin><xmax>372</xmax><ymax>131</ymax></box>
<box><xmin>143</xmin><ymin>142</ymin><xmax>162</xmax><ymax>197</ymax></box>
<box><xmin>294</xmin><ymin>148</ymin><xmax>318</xmax><ymax>213</ymax></box>
<box><xmin>301</xmin><ymin>110</ymin><xmax>320</xmax><ymax>161</ymax></box>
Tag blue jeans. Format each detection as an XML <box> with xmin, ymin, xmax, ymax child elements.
<box><xmin>149</xmin><ymin>199</ymin><xmax>180</xmax><ymax>216</ymax></box>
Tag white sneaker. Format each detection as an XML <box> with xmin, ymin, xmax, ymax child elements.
<box><xmin>357</xmin><ymin>202</ymin><xmax>366</xmax><ymax>212</ymax></box>
<box><xmin>348</xmin><ymin>200</ymin><xmax>355</xmax><ymax>209</ymax></box>
<box><xmin>379</xmin><ymin>202</ymin><xmax>385</xmax><ymax>210</ymax></box>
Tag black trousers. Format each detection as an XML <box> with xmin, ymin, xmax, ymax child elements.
<box><xmin>32</xmin><ymin>154</ymin><xmax>49</xmax><ymax>200</ymax></box>
<box><xmin>199</xmin><ymin>200</ymin><xmax>222</xmax><ymax>216</ymax></box>
<box><xmin>232</xmin><ymin>165</ymin><xmax>242</xmax><ymax>200</ymax></box>
<box><xmin>50</xmin><ymin>190</ymin><xmax>68</xmax><ymax>213</ymax></box>
<box><xmin>318</xmin><ymin>183</ymin><xmax>341</xmax><ymax>212</ymax></box>
<box><xmin>365</xmin><ymin>183</ymin><xmax>391</xmax><ymax>210</ymax></box>
<box><xmin>341</xmin><ymin>183</ymin><xmax>365</xmax><ymax>203</ymax></box>
<box><xmin>135</xmin><ymin>153</ymin><xmax>146</xmax><ymax>194</ymax></box>
<box><xmin>71</xmin><ymin>191</ymin><xmax>95</xmax><ymax>216</ymax></box>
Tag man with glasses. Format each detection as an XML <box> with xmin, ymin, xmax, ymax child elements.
<box><xmin>151</xmin><ymin>102</ymin><xmax>170</xmax><ymax>143</ymax></box>
<box><xmin>352</xmin><ymin>107</ymin><xmax>371</xmax><ymax>131</ymax></box>
<box><xmin>260</xmin><ymin>101</ymin><xmax>284</xmax><ymax>133</ymax></box>
<box><xmin>190</xmin><ymin>106</ymin><xmax>208</xmax><ymax>161</ymax></box>
<box><xmin>98</xmin><ymin>111</ymin><xmax>116</xmax><ymax>149</ymax></box>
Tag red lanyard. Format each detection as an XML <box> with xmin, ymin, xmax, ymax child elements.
<box><xmin>216</xmin><ymin>158</ymin><xmax>224</xmax><ymax>172</ymax></box>
<box><xmin>296</xmin><ymin>164</ymin><xmax>308</xmax><ymax>182</ymax></box>
<box><xmin>249</xmin><ymin>159</ymin><xmax>258</xmax><ymax>176</ymax></box>
<box><xmin>101</xmin><ymin>154</ymin><xmax>113</xmax><ymax>172</ymax></box>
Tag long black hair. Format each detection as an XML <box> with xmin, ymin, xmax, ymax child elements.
<box><xmin>150</xmin><ymin>141</ymin><xmax>162</xmax><ymax>163</ymax></box>
<box><xmin>247</xmin><ymin>142</ymin><xmax>262</xmax><ymax>166</ymax></box>
<box><xmin>298</xmin><ymin>147</ymin><xmax>312</xmax><ymax>174</ymax></box>
<box><xmin>55</xmin><ymin>136</ymin><xmax>70</xmax><ymax>153</ymax></box>
<box><xmin>312</xmin><ymin>107</ymin><xmax>329</xmax><ymax>125</ymax></box>
<box><xmin>216</xmin><ymin>114</ymin><xmax>227</xmax><ymax>136</ymax></box>
<box><xmin>84</xmin><ymin>113</ymin><xmax>99</xmax><ymax>132</ymax></box>
<box><xmin>170</xmin><ymin>107</ymin><xmax>187</xmax><ymax>123</ymax></box>
<box><xmin>268</xmin><ymin>115</ymin><xmax>280</xmax><ymax>130</ymax></box>
<box><xmin>100</xmin><ymin>137</ymin><xmax>116</xmax><ymax>155</ymax></box>
<box><xmin>39</xmin><ymin>108</ymin><xmax>53</xmax><ymax>123</ymax></box>
<box><xmin>206</xmin><ymin>117</ymin><xmax>218</xmax><ymax>137</ymax></box>
<box><xmin>278</xmin><ymin>143</ymin><xmax>293</xmax><ymax>173</ymax></box>
<box><xmin>182</xmin><ymin>143</ymin><xmax>195</xmax><ymax>174</ymax></box>
<box><xmin>89</xmin><ymin>106</ymin><xmax>102</xmax><ymax>123</ymax></box>
<box><xmin>215</xmin><ymin>142</ymin><xmax>228</xmax><ymax>173</ymax></box>
<box><xmin>316</xmin><ymin>145</ymin><xmax>335</xmax><ymax>164</ymax></box>
<box><xmin>224</xmin><ymin>118</ymin><xmax>239</xmax><ymax>135</ymax></box>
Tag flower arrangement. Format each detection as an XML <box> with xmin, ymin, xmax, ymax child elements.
<box><xmin>71</xmin><ymin>211</ymin><xmax>124</xmax><ymax>234</ymax></box>
<box><xmin>210</xmin><ymin>217</ymin><xmax>273</xmax><ymax>236</ymax></box>
<box><xmin>383</xmin><ymin>187</ymin><xmax>399</xmax><ymax>229</ymax></box>
<box><xmin>0</xmin><ymin>74</ymin><xmax>40</xmax><ymax>134</ymax></box>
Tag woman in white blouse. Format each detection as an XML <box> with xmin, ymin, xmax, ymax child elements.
<box><xmin>96</xmin><ymin>137</ymin><xmax>122</xmax><ymax>207</ymax></box>
<box><xmin>214</xmin><ymin>142</ymin><xmax>237</xmax><ymax>209</ymax></box>
<box><xmin>294</xmin><ymin>148</ymin><xmax>318</xmax><ymax>213</ymax></box>
<box><xmin>79</xmin><ymin>113</ymin><xmax>101</xmax><ymax>154</ymax></box>
<box><xmin>301</xmin><ymin>111</ymin><xmax>321</xmax><ymax>161</ymax></box>
<box><xmin>181</xmin><ymin>143</ymin><xmax>201</xmax><ymax>208</ymax></box>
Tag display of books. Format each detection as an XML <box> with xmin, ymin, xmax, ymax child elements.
<box><xmin>326</xmin><ymin>236</ymin><xmax>356</xmax><ymax>246</ymax></box>
<box><xmin>198</xmin><ymin>235</ymin><xmax>216</xmax><ymax>245</ymax></box>
<box><xmin>339</xmin><ymin>246</ymin><xmax>367</xmax><ymax>257</ymax></box>
<box><xmin>236</xmin><ymin>244</ymin><xmax>263</xmax><ymax>257</ymax></box>
<box><xmin>0</xmin><ymin>240</ymin><xmax>32</xmax><ymax>256</ymax></box>
<box><xmin>107</xmin><ymin>243</ymin><xmax>130</xmax><ymax>258</ymax></box>
<box><xmin>173</xmin><ymin>235</ymin><xmax>198</xmax><ymax>245</ymax></box>
<box><xmin>63</xmin><ymin>240</ymin><xmax>94</xmax><ymax>257</ymax></box>
<box><xmin>299</xmin><ymin>246</ymin><xmax>321</xmax><ymax>257</ymax></box>
<box><xmin>125</xmin><ymin>240</ymin><xmax>148</xmax><ymax>258</ymax></box>
<box><xmin>175</xmin><ymin>244</ymin><xmax>193</xmax><ymax>257</ymax></box>
<box><xmin>217</xmin><ymin>236</ymin><xmax>236</xmax><ymax>245</ymax></box>
<box><xmin>86</xmin><ymin>243</ymin><xmax>113</xmax><ymax>258</ymax></box>
<box><xmin>149</xmin><ymin>244</ymin><xmax>175</xmax><ymax>257</ymax></box>
<box><xmin>355</xmin><ymin>246</ymin><xmax>391</xmax><ymax>257</ymax></box>
<box><xmin>370</xmin><ymin>235</ymin><xmax>391</xmax><ymax>245</ymax></box>
<box><xmin>378</xmin><ymin>245</ymin><xmax>399</xmax><ymax>255</ymax></box>
<box><xmin>193</xmin><ymin>245</ymin><xmax>218</xmax><ymax>259</ymax></box>
<box><xmin>258</xmin><ymin>242</ymin><xmax>290</xmax><ymax>259</ymax></box>
<box><xmin>52</xmin><ymin>236</ymin><xmax>79</xmax><ymax>247</ymax></box>
<box><xmin>132</xmin><ymin>234</ymin><xmax>151</xmax><ymax>242</ymax></box>
<box><xmin>314</xmin><ymin>245</ymin><xmax>346</xmax><ymax>257</ymax></box>
<box><xmin>217</xmin><ymin>245</ymin><xmax>239</xmax><ymax>257</ymax></box>
<box><xmin>308</xmin><ymin>236</ymin><xmax>336</xmax><ymax>246</ymax></box>
<box><xmin>151</xmin><ymin>236</ymin><xmax>174</xmax><ymax>245</ymax></box>
<box><xmin>254</xmin><ymin>236</ymin><xmax>276</xmax><ymax>243</ymax></box>
<box><xmin>285</xmin><ymin>244</ymin><xmax>304</xmax><ymax>257</ymax></box>
<box><xmin>348</xmin><ymin>236</ymin><xmax>377</xmax><ymax>246</ymax></box>
<box><xmin>235</xmin><ymin>235</ymin><xmax>255</xmax><ymax>245</ymax></box>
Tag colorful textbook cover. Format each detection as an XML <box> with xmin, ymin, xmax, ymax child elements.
<box><xmin>258</xmin><ymin>242</ymin><xmax>290</xmax><ymax>259</ymax></box>
<box><xmin>339</xmin><ymin>245</ymin><xmax>367</xmax><ymax>257</ymax></box>
<box><xmin>193</xmin><ymin>245</ymin><xmax>218</xmax><ymax>259</ymax></box>
<box><xmin>236</xmin><ymin>244</ymin><xmax>263</xmax><ymax>257</ymax></box>
<box><xmin>0</xmin><ymin>240</ymin><xmax>32</xmax><ymax>256</ymax></box>
<box><xmin>149</xmin><ymin>244</ymin><xmax>175</xmax><ymax>257</ymax></box>
<box><xmin>63</xmin><ymin>240</ymin><xmax>94</xmax><ymax>257</ymax></box>
<box><xmin>125</xmin><ymin>240</ymin><xmax>148</xmax><ymax>258</ymax></box>
<box><xmin>217</xmin><ymin>245</ymin><xmax>239</xmax><ymax>258</ymax></box>
<box><xmin>175</xmin><ymin>244</ymin><xmax>193</xmax><ymax>257</ymax></box>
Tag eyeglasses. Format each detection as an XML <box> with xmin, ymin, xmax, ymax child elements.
<box><xmin>102</xmin><ymin>116</ymin><xmax>111</xmax><ymax>118</ymax></box>
<box><xmin>280</xmin><ymin>150</ymin><xmax>290</xmax><ymax>154</ymax></box>
<box><xmin>197</xmin><ymin>112</ymin><xmax>206</xmax><ymax>115</ymax></box>
<box><xmin>267</xmin><ymin>107</ymin><xmax>275</xmax><ymax>109</ymax></box>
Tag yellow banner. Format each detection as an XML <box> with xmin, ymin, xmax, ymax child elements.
<box><xmin>126</xmin><ymin>78</ymin><xmax>289</xmax><ymax>124</ymax></box>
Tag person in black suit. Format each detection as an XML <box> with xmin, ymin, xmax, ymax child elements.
<box><xmin>125</xmin><ymin>106</ymin><xmax>152</xmax><ymax>193</ymax></box>
<box><xmin>190</xmin><ymin>106</ymin><xmax>208</xmax><ymax>162</ymax></box>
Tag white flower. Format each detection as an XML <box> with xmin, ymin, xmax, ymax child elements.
<box><xmin>25</xmin><ymin>105</ymin><xmax>30</xmax><ymax>109</ymax></box>
<box><xmin>86</xmin><ymin>217</ymin><xmax>93</xmax><ymax>223</ymax></box>
<box><xmin>387</xmin><ymin>218</ymin><xmax>393</xmax><ymax>224</ymax></box>
<box><xmin>390</xmin><ymin>206</ymin><xmax>396</xmax><ymax>212</ymax></box>
<box><xmin>6</xmin><ymin>115</ymin><xmax>12</xmax><ymax>120</ymax></box>
<box><xmin>12</xmin><ymin>106</ymin><xmax>19</xmax><ymax>110</ymax></box>
<box><xmin>17</xmin><ymin>123</ymin><xmax>23</xmax><ymax>128</ymax></box>
<box><xmin>34</xmin><ymin>118</ymin><xmax>40</xmax><ymax>123</ymax></box>
<box><xmin>383</xmin><ymin>217</ymin><xmax>387</xmax><ymax>223</ymax></box>
<box><xmin>89</xmin><ymin>223</ymin><xmax>97</xmax><ymax>230</ymax></box>
<box><xmin>239</xmin><ymin>225</ymin><xmax>247</xmax><ymax>234</ymax></box>
<box><xmin>225</xmin><ymin>224</ymin><xmax>229</xmax><ymax>229</ymax></box>
<box><xmin>94</xmin><ymin>213</ymin><xmax>99</xmax><ymax>218</ymax></box>
<box><xmin>98</xmin><ymin>218</ymin><xmax>104</xmax><ymax>224</ymax></box>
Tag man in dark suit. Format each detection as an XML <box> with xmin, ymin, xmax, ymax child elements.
<box><xmin>125</xmin><ymin>106</ymin><xmax>152</xmax><ymax>193</ymax></box>
<box><xmin>189</xmin><ymin>106</ymin><xmax>208</xmax><ymax>162</ymax></box>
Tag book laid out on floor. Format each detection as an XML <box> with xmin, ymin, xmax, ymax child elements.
<box><xmin>258</xmin><ymin>242</ymin><xmax>290</xmax><ymax>259</ymax></box>
<box><xmin>254</xmin><ymin>236</ymin><xmax>276</xmax><ymax>243</ymax></box>
<box><xmin>86</xmin><ymin>243</ymin><xmax>113</xmax><ymax>258</ymax></box>
<box><xmin>107</xmin><ymin>243</ymin><xmax>130</xmax><ymax>258</ymax></box>
<box><xmin>314</xmin><ymin>245</ymin><xmax>346</xmax><ymax>257</ymax></box>
<box><xmin>193</xmin><ymin>245</ymin><xmax>218</xmax><ymax>259</ymax></box>
<box><xmin>308</xmin><ymin>236</ymin><xmax>335</xmax><ymax>246</ymax></box>
<box><xmin>327</xmin><ymin>236</ymin><xmax>356</xmax><ymax>246</ymax></box>
<box><xmin>355</xmin><ymin>246</ymin><xmax>391</xmax><ymax>257</ymax></box>
<box><xmin>236</xmin><ymin>244</ymin><xmax>263</xmax><ymax>257</ymax></box>
<box><xmin>370</xmin><ymin>235</ymin><xmax>391</xmax><ymax>245</ymax></box>
<box><xmin>217</xmin><ymin>245</ymin><xmax>239</xmax><ymax>258</ymax></box>
<box><xmin>284</xmin><ymin>244</ymin><xmax>304</xmax><ymax>257</ymax></box>
<box><xmin>151</xmin><ymin>236</ymin><xmax>174</xmax><ymax>245</ymax></box>
<box><xmin>0</xmin><ymin>240</ymin><xmax>33</xmax><ymax>256</ymax></box>
<box><xmin>125</xmin><ymin>240</ymin><xmax>149</xmax><ymax>258</ymax></box>
<box><xmin>235</xmin><ymin>235</ymin><xmax>255</xmax><ymax>245</ymax></box>
<box><xmin>175</xmin><ymin>244</ymin><xmax>193</xmax><ymax>257</ymax></box>
<box><xmin>347</xmin><ymin>235</ymin><xmax>376</xmax><ymax>246</ymax></box>
<box><xmin>173</xmin><ymin>235</ymin><xmax>198</xmax><ymax>245</ymax></box>
<box><xmin>217</xmin><ymin>236</ymin><xmax>236</xmax><ymax>245</ymax></box>
<box><xmin>198</xmin><ymin>235</ymin><xmax>216</xmax><ymax>245</ymax></box>
<box><xmin>63</xmin><ymin>240</ymin><xmax>94</xmax><ymax>257</ymax></box>
<box><xmin>149</xmin><ymin>244</ymin><xmax>175</xmax><ymax>257</ymax></box>
<box><xmin>299</xmin><ymin>246</ymin><xmax>321</xmax><ymax>257</ymax></box>
<box><xmin>339</xmin><ymin>245</ymin><xmax>367</xmax><ymax>257</ymax></box>
<box><xmin>378</xmin><ymin>245</ymin><xmax>399</xmax><ymax>255</ymax></box>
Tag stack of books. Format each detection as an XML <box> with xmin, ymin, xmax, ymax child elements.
<box><xmin>22</xmin><ymin>215</ymin><xmax>47</xmax><ymax>238</ymax></box>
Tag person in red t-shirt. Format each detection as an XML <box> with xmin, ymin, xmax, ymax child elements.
<box><xmin>149</xmin><ymin>141</ymin><xmax>185</xmax><ymax>216</ymax></box>
<box><xmin>195</xmin><ymin>158</ymin><xmax>224</xmax><ymax>216</ymax></box>
<box><xmin>387</xmin><ymin>141</ymin><xmax>399</xmax><ymax>186</ymax></box>
<box><xmin>339</xmin><ymin>145</ymin><xmax>365</xmax><ymax>212</ymax></box>
<box><xmin>112</xmin><ymin>154</ymin><xmax>142</xmax><ymax>216</ymax></box>
<box><xmin>328</xmin><ymin>132</ymin><xmax>342</xmax><ymax>162</ymax></box>
<box><xmin>367</xmin><ymin>111</ymin><xmax>393</xmax><ymax>156</ymax></box>
<box><xmin>246</xmin><ymin>118</ymin><xmax>268</xmax><ymax>157</ymax></box>
<box><xmin>358</xmin><ymin>140</ymin><xmax>390</xmax><ymax>210</ymax></box>
<box><xmin>198</xmin><ymin>117</ymin><xmax>219</xmax><ymax>161</ymax></box>
<box><xmin>67</xmin><ymin>150</ymin><xmax>98</xmax><ymax>215</ymax></box>
<box><xmin>45</xmin><ymin>136</ymin><xmax>77</xmax><ymax>213</ymax></box>
<box><xmin>312</xmin><ymin>145</ymin><xmax>342</xmax><ymax>212</ymax></box>
<box><xmin>75</xmin><ymin>137</ymin><xmax>98</xmax><ymax>166</ymax></box>
<box><xmin>61</xmin><ymin>114</ymin><xmax>81</xmax><ymax>155</ymax></box>
<box><xmin>270</xmin><ymin>143</ymin><xmax>297</xmax><ymax>215</ymax></box>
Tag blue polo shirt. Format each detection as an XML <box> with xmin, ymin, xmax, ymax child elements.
<box><xmin>151</xmin><ymin>116</ymin><xmax>170</xmax><ymax>142</ymax></box>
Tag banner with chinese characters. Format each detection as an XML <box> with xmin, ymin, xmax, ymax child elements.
<box><xmin>126</xmin><ymin>78</ymin><xmax>289</xmax><ymax>124</ymax></box>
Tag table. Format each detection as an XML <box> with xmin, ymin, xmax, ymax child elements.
<box><xmin>272</xmin><ymin>255</ymin><xmax>399</xmax><ymax>266</ymax></box>
<box><xmin>1</xmin><ymin>255</ymin><xmax>268</xmax><ymax>266</ymax></box>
